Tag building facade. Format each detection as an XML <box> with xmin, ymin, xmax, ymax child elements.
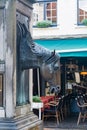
<box><xmin>32</xmin><ymin>0</ymin><xmax>87</xmax><ymax>111</ymax></box>
<box><xmin>33</xmin><ymin>0</ymin><xmax>87</xmax><ymax>38</ymax></box>
<box><xmin>0</xmin><ymin>0</ymin><xmax>44</xmax><ymax>129</ymax></box>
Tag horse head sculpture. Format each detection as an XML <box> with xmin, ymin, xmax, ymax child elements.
<box><xmin>17</xmin><ymin>21</ymin><xmax>60</xmax><ymax>94</ymax></box>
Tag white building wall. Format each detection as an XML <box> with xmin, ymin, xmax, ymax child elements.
<box><xmin>58</xmin><ymin>0</ymin><xmax>77</xmax><ymax>33</ymax></box>
<box><xmin>33</xmin><ymin>0</ymin><xmax>87</xmax><ymax>39</ymax></box>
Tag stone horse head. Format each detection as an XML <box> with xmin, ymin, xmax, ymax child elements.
<box><xmin>17</xmin><ymin>21</ymin><xmax>60</xmax><ymax>92</ymax></box>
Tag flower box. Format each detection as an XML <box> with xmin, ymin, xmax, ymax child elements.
<box><xmin>32</xmin><ymin>102</ymin><xmax>43</xmax><ymax>109</ymax></box>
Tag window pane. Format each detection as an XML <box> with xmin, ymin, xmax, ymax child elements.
<box><xmin>46</xmin><ymin>3</ymin><xmax>51</xmax><ymax>9</ymax></box>
<box><xmin>47</xmin><ymin>10</ymin><xmax>51</xmax><ymax>17</ymax></box>
<box><xmin>79</xmin><ymin>16</ymin><xmax>84</xmax><ymax>22</ymax></box>
<box><xmin>52</xmin><ymin>10</ymin><xmax>57</xmax><ymax>16</ymax></box>
<box><xmin>52</xmin><ymin>17</ymin><xmax>57</xmax><ymax>23</ymax></box>
<box><xmin>85</xmin><ymin>11</ymin><xmax>87</xmax><ymax>15</ymax></box>
<box><xmin>47</xmin><ymin>18</ymin><xmax>51</xmax><ymax>21</ymax></box>
<box><xmin>80</xmin><ymin>9</ymin><xmax>84</xmax><ymax>15</ymax></box>
<box><xmin>52</xmin><ymin>3</ymin><xmax>56</xmax><ymax>9</ymax></box>
<box><xmin>0</xmin><ymin>75</ymin><xmax>3</xmax><ymax>106</ymax></box>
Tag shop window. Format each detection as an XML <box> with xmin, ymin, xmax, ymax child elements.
<box><xmin>78</xmin><ymin>0</ymin><xmax>87</xmax><ymax>24</ymax></box>
<box><xmin>45</xmin><ymin>2</ymin><xmax>57</xmax><ymax>25</ymax></box>
<box><xmin>0</xmin><ymin>74</ymin><xmax>3</xmax><ymax>106</ymax></box>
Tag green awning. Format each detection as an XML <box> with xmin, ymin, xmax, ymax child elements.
<box><xmin>34</xmin><ymin>38</ymin><xmax>87</xmax><ymax>57</ymax></box>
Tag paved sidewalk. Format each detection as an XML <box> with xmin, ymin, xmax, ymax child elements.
<box><xmin>43</xmin><ymin>115</ymin><xmax>87</xmax><ymax>130</ymax></box>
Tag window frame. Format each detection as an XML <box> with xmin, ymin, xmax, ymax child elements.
<box><xmin>45</xmin><ymin>1</ymin><xmax>57</xmax><ymax>26</ymax></box>
<box><xmin>77</xmin><ymin>0</ymin><xmax>87</xmax><ymax>25</ymax></box>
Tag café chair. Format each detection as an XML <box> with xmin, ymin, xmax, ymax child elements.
<box><xmin>76</xmin><ymin>96</ymin><xmax>87</xmax><ymax>125</ymax></box>
<box><xmin>42</xmin><ymin>98</ymin><xmax>62</xmax><ymax>125</ymax></box>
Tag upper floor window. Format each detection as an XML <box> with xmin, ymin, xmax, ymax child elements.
<box><xmin>78</xmin><ymin>0</ymin><xmax>87</xmax><ymax>24</ymax></box>
<box><xmin>45</xmin><ymin>2</ymin><xmax>57</xmax><ymax>25</ymax></box>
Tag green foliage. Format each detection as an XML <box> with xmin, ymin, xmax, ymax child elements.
<box><xmin>81</xmin><ymin>19</ymin><xmax>87</xmax><ymax>26</ymax></box>
<box><xmin>36</xmin><ymin>20</ymin><xmax>52</xmax><ymax>28</ymax></box>
<box><xmin>32</xmin><ymin>96</ymin><xmax>41</xmax><ymax>102</ymax></box>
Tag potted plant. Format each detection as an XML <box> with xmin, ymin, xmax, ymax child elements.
<box><xmin>32</xmin><ymin>96</ymin><xmax>43</xmax><ymax>108</ymax></box>
<box><xmin>32</xmin><ymin>96</ymin><xmax>41</xmax><ymax>103</ymax></box>
<box><xmin>81</xmin><ymin>18</ymin><xmax>87</xmax><ymax>26</ymax></box>
<box><xmin>36</xmin><ymin>20</ymin><xmax>52</xmax><ymax>28</ymax></box>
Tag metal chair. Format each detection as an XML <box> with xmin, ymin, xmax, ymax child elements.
<box><xmin>76</xmin><ymin>95</ymin><xmax>87</xmax><ymax>125</ymax></box>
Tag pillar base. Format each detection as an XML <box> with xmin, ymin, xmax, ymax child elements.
<box><xmin>0</xmin><ymin>112</ymin><xmax>43</xmax><ymax>130</ymax></box>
